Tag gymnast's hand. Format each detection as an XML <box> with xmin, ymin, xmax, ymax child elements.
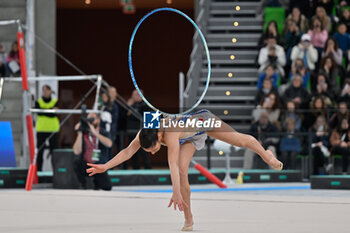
<box><xmin>86</xmin><ymin>163</ymin><xmax>107</xmax><ymax>176</ymax></box>
<box><xmin>168</xmin><ymin>193</ymin><xmax>188</xmax><ymax>212</ymax></box>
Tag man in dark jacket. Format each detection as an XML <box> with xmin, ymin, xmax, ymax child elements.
<box><xmin>283</xmin><ymin>74</ymin><xmax>311</xmax><ymax>109</ymax></box>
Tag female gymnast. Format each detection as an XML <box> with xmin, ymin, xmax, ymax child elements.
<box><xmin>86</xmin><ymin>109</ymin><xmax>283</xmax><ymax>231</ymax></box>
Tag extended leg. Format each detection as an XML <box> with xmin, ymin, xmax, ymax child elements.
<box><xmin>207</xmin><ymin>117</ymin><xmax>282</xmax><ymax>170</ymax></box>
<box><xmin>178</xmin><ymin>142</ymin><xmax>196</xmax><ymax>231</ymax></box>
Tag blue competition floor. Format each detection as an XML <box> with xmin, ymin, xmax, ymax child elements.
<box><xmin>122</xmin><ymin>184</ymin><xmax>310</xmax><ymax>193</ymax></box>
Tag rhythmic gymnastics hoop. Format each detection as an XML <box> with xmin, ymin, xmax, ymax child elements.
<box><xmin>128</xmin><ymin>7</ymin><xmax>211</xmax><ymax>117</ymax></box>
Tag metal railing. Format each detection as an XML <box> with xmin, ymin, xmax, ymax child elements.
<box><xmin>184</xmin><ymin>0</ymin><xmax>211</xmax><ymax>109</ymax></box>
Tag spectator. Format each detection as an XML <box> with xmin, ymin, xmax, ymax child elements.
<box><xmin>289</xmin><ymin>0</ymin><xmax>313</xmax><ymax>18</ymax></box>
<box><xmin>319</xmin><ymin>55</ymin><xmax>341</xmax><ymax>96</ymax></box>
<box><xmin>284</xmin><ymin>19</ymin><xmax>302</xmax><ymax>64</ymax></box>
<box><xmin>291</xmin><ymin>34</ymin><xmax>318</xmax><ymax>71</ymax></box>
<box><xmin>258</xmin><ymin>21</ymin><xmax>281</xmax><ymax>49</ymax></box>
<box><xmin>253</xmin><ymin>92</ymin><xmax>281</xmax><ymax>126</ymax></box>
<box><xmin>243</xmin><ymin>111</ymin><xmax>279</xmax><ymax>169</ymax></box>
<box><xmin>322</xmin><ymin>37</ymin><xmax>343</xmax><ymax>66</ymax></box>
<box><xmin>0</xmin><ymin>43</ymin><xmax>7</xmax><ymax>77</ymax></box>
<box><xmin>258</xmin><ymin>36</ymin><xmax>286</xmax><ymax>77</ymax></box>
<box><xmin>255</xmin><ymin>78</ymin><xmax>278</xmax><ymax>105</ymax></box>
<box><xmin>312</xmin><ymin>6</ymin><xmax>332</xmax><ymax>32</ymax></box>
<box><xmin>303</xmin><ymin>96</ymin><xmax>327</xmax><ymax>130</ymax></box>
<box><xmin>286</xmin><ymin>7</ymin><xmax>309</xmax><ymax>33</ymax></box>
<box><xmin>99</xmin><ymin>91</ymin><xmax>113</xmax><ymax>133</ymax></box>
<box><xmin>35</xmin><ymin>85</ymin><xmax>59</xmax><ymax>171</ymax></box>
<box><xmin>283</xmin><ymin>74</ymin><xmax>311</xmax><ymax>109</ymax></box>
<box><xmin>73</xmin><ymin>112</ymin><xmax>112</xmax><ymax>190</ymax></box>
<box><xmin>312</xmin><ymin>73</ymin><xmax>333</xmax><ymax>106</ymax></box>
<box><xmin>311</xmin><ymin>115</ymin><xmax>331</xmax><ymax>175</ymax></box>
<box><xmin>313</xmin><ymin>0</ymin><xmax>333</xmax><ymax>16</ymax></box>
<box><xmin>108</xmin><ymin>86</ymin><xmax>119</xmax><ymax>159</ymax></box>
<box><xmin>333</xmin><ymin>22</ymin><xmax>350</xmax><ymax>56</ymax></box>
<box><xmin>330</xmin><ymin>118</ymin><xmax>350</xmax><ymax>174</ymax></box>
<box><xmin>308</xmin><ymin>17</ymin><xmax>328</xmax><ymax>56</ymax></box>
<box><xmin>329</xmin><ymin>102</ymin><xmax>349</xmax><ymax>129</ymax></box>
<box><xmin>338</xmin><ymin>8</ymin><xmax>350</xmax><ymax>33</ymax></box>
<box><xmin>281</xmin><ymin>101</ymin><xmax>302</xmax><ymax>131</ymax></box>
<box><xmin>289</xmin><ymin>58</ymin><xmax>310</xmax><ymax>88</ymax></box>
<box><xmin>279</xmin><ymin>118</ymin><xmax>301</xmax><ymax>169</ymax></box>
<box><xmin>6</xmin><ymin>41</ymin><xmax>20</xmax><ymax>76</ymax></box>
<box><xmin>257</xmin><ymin>65</ymin><xmax>278</xmax><ymax>89</ymax></box>
<box><xmin>338</xmin><ymin>78</ymin><xmax>350</xmax><ymax>102</ymax></box>
<box><xmin>126</xmin><ymin>89</ymin><xmax>152</xmax><ymax>169</ymax></box>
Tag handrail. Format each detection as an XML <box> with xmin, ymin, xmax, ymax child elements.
<box><xmin>184</xmin><ymin>0</ymin><xmax>211</xmax><ymax>109</ymax></box>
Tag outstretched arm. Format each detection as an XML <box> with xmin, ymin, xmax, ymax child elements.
<box><xmin>164</xmin><ymin>132</ymin><xmax>188</xmax><ymax>212</ymax></box>
<box><xmin>86</xmin><ymin>131</ymin><xmax>141</xmax><ymax>176</ymax></box>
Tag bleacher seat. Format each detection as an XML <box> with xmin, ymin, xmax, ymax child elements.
<box><xmin>264</xmin><ymin>7</ymin><xmax>285</xmax><ymax>36</ymax></box>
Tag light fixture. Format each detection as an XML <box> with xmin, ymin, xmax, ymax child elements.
<box><xmin>219</xmin><ymin>150</ymin><xmax>224</xmax><ymax>155</ymax></box>
<box><xmin>236</xmin><ymin>6</ymin><xmax>240</xmax><ymax>11</ymax></box>
<box><xmin>85</xmin><ymin>0</ymin><xmax>91</xmax><ymax>4</ymax></box>
<box><xmin>166</xmin><ymin>0</ymin><xmax>172</xmax><ymax>4</ymax></box>
<box><xmin>232</xmin><ymin>38</ymin><xmax>237</xmax><ymax>43</ymax></box>
<box><xmin>234</xmin><ymin>22</ymin><xmax>239</xmax><ymax>26</ymax></box>
<box><xmin>230</xmin><ymin>55</ymin><xmax>235</xmax><ymax>60</ymax></box>
<box><xmin>224</xmin><ymin>110</ymin><xmax>228</xmax><ymax>115</ymax></box>
<box><xmin>226</xmin><ymin>91</ymin><xmax>231</xmax><ymax>96</ymax></box>
<box><xmin>228</xmin><ymin>72</ymin><xmax>233</xmax><ymax>77</ymax></box>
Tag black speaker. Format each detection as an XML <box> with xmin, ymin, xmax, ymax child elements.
<box><xmin>52</xmin><ymin>149</ymin><xmax>80</xmax><ymax>189</ymax></box>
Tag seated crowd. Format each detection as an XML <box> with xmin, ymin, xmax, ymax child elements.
<box><xmin>0</xmin><ymin>41</ymin><xmax>21</xmax><ymax>77</ymax></box>
<box><xmin>249</xmin><ymin>1</ymin><xmax>350</xmax><ymax>174</ymax></box>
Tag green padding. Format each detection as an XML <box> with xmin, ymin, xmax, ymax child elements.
<box><xmin>331</xmin><ymin>181</ymin><xmax>341</xmax><ymax>186</ymax></box>
<box><xmin>243</xmin><ymin>175</ymin><xmax>251</xmax><ymax>180</ymax></box>
<box><xmin>0</xmin><ymin>180</ymin><xmax>4</xmax><ymax>186</ymax></box>
<box><xmin>264</xmin><ymin>7</ymin><xmax>285</xmax><ymax>35</ymax></box>
<box><xmin>307</xmin><ymin>78</ymin><xmax>311</xmax><ymax>91</ymax></box>
<box><xmin>198</xmin><ymin>176</ymin><xmax>206</xmax><ymax>181</ymax></box>
<box><xmin>53</xmin><ymin>149</ymin><xmax>73</xmax><ymax>152</ymax></box>
<box><xmin>279</xmin><ymin>175</ymin><xmax>287</xmax><ymax>180</ymax></box>
<box><xmin>0</xmin><ymin>168</ymin><xmax>25</xmax><ymax>171</ymax></box>
<box><xmin>111</xmin><ymin>178</ymin><xmax>120</xmax><ymax>183</ymax></box>
<box><xmin>107</xmin><ymin>169</ymin><xmax>301</xmax><ymax>176</ymax></box>
<box><xmin>57</xmin><ymin>168</ymin><xmax>67</xmax><ymax>173</ymax></box>
<box><xmin>334</xmin><ymin>154</ymin><xmax>342</xmax><ymax>159</ymax></box>
<box><xmin>260</xmin><ymin>174</ymin><xmax>271</xmax><ymax>181</ymax></box>
<box><xmin>312</xmin><ymin>175</ymin><xmax>350</xmax><ymax>178</ymax></box>
<box><xmin>158</xmin><ymin>177</ymin><xmax>167</xmax><ymax>182</ymax></box>
<box><xmin>16</xmin><ymin>180</ymin><xmax>25</xmax><ymax>184</ymax></box>
<box><xmin>0</xmin><ymin>170</ymin><xmax>9</xmax><ymax>175</ymax></box>
<box><xmin>38</xmin><ymin>171</ymin><xmax>53</xmax><ymax>176</ymax></box>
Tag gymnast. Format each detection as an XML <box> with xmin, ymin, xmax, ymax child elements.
<box><xmin>86</xmin><ymin>109</ymin><xmax>283</xmax><ymax>231</ymax></box>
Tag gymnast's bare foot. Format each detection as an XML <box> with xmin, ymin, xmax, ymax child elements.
<box><xmin>266</xmin><ymin>150</ymin><xmax>283</xmax><ymax>170</ymax></box>
<box><xmin>181</xmin><ymin>218</ymin><xmax>194</xmax><ymax>231</ymax></box>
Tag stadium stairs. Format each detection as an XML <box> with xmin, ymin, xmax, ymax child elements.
<box><xmin>190</xmin><ymin>0</ymin><xmax>263</xmax><ymax>168</ymax></box>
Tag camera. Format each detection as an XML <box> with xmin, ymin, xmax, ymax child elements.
<box><xmin>80</xmin><ymin>105</ymin><xmax>95</xmax><ymax>134</ymax></box>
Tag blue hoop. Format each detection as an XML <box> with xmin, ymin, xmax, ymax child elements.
<box><xmin>128</xmin><ymin>7</ymin><xmax>211</xmax><ymax>117</ymax></box>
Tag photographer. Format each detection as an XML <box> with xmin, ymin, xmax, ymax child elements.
<box><xmin>73</xmin><ymin>112</ymin><xmax>112</xmax><ymax>190</ymax></box>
